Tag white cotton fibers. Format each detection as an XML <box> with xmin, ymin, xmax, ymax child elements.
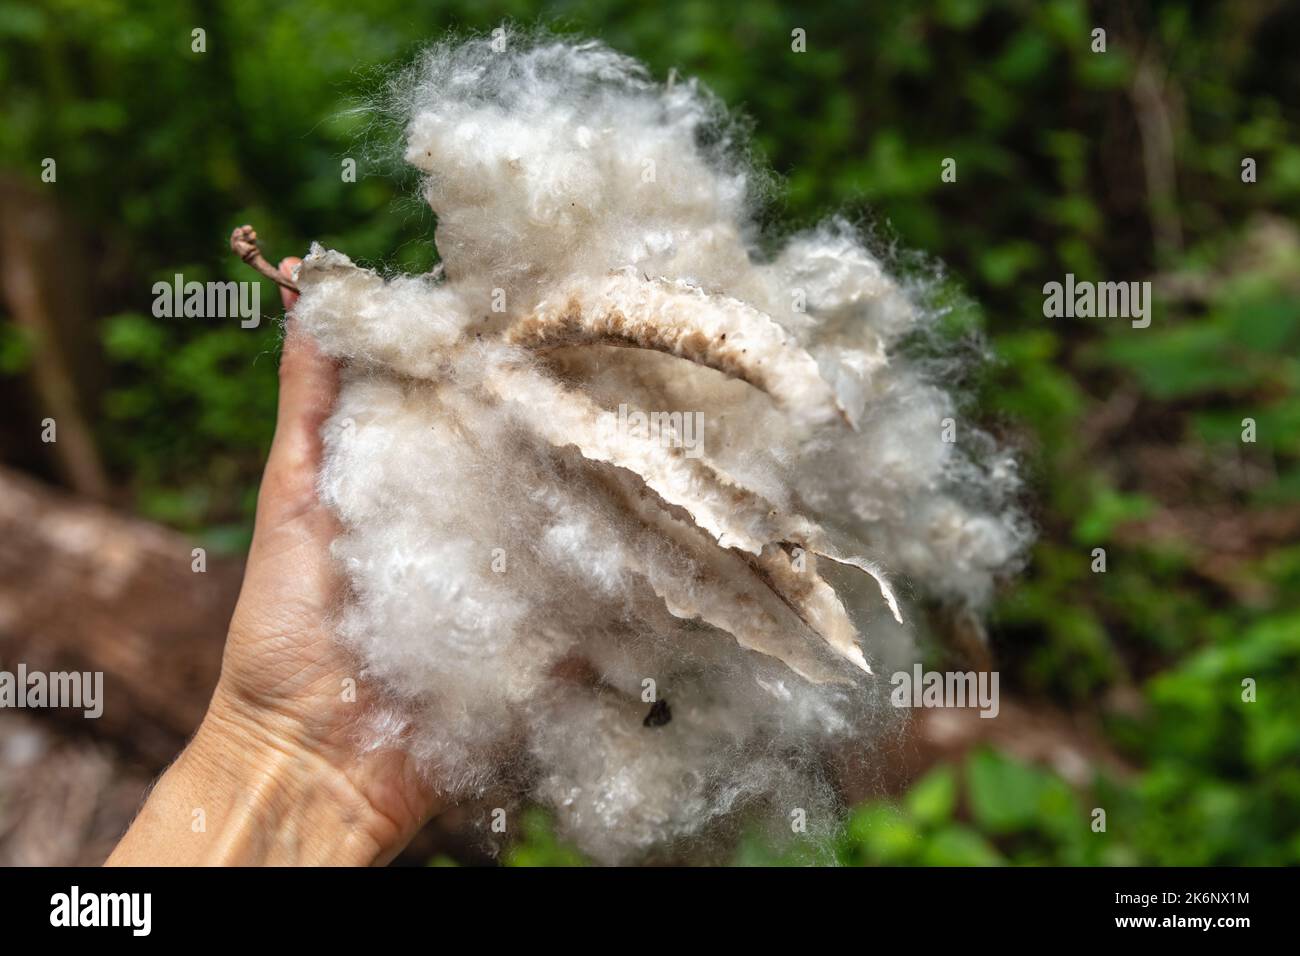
<box><xmin>291</xmin><ymin>29</ymin><xmax>1031</xmax><ymax>864</ymax></box>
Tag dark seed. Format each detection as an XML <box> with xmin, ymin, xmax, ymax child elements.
<box><xmin>643</xmin><ymin>698</ymin><xmax>672</xmax><ymax>728</ymax></box>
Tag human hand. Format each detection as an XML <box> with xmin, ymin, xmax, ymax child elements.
<box><xmin>108</xmin><ymin>259</ymin><xmax>442</xmax><ymax>866</ymax></box>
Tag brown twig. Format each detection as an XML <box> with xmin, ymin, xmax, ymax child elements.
<box><xmin>229</xmin><ymin>224</ymin><xmax>298</xmax><ymax>293</ymax></box>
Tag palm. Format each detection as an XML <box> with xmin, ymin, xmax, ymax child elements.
<box><xmin>213</xmin><ymin>264</ymin><xmax>442</xmax><ymax>854</ymax></box>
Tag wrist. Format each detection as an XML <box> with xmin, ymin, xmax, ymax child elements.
<box><xmin>193</xmin><ymin>701</ymin><xmax>400</xmax><ymax>864</ymax></box>
<box><xmin>108</xmin><ymin>695</ymin><xmax>400</xmax><ymax>866</ymax></box>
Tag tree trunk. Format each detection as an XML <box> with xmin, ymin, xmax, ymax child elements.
<box><xmin>0</xmin><ymin>177</ymin><xmax>110</xmax><ymax>499</ymax></box>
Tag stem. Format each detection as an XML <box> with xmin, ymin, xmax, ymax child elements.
<box><xmin>230</xmin><ymin>224</ymin><xmax>299</xmax><ymax>293</ymax></box>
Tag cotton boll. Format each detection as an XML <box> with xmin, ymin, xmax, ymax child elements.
<box><xmin>529</xmin><ymin>651</ymin><xmax>859</xmax><ymax>863</ymax></box>
<box><xmin>770</xmin><ymin>219</ymin><xmax>920</xmax><ymax>344</ymax></box>
<box><xmin>400</xmin><ymin>33</ymin><xmax>755</xmax><ymax>301</ymax></box>
<box><xmin>294</xmin><ymin>245</ymin><xmax>475</xmax><ymax>378</ymax></box>
<box><xmin>296</xmin><ymin>31</ymin><xmax>1031</xmax><ymax>863</ymax></box>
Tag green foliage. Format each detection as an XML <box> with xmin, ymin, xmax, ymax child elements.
<box><xmin>502</xmin><ymin>809</ymin><xmax>587</xmax><ymax>867</ymax></box>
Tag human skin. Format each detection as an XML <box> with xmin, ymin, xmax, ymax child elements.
<box><xmin>107</xmin><ymin>259</ymin><xmax>443</xmax><ymax>866</ymax></box>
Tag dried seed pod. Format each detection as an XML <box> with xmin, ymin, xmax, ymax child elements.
<box><xmin>591</xmin><ymin>467</ymin><xmax>850</xmax><ymax>684</ymax></box>
<box><xmin>509</xmin><ymin>273</ymin><xmax>848</xmax><ymax>426</ymax></box>
<box><xmin>483</xmin><ymin>362</ymin><xmax>902</xmax><ymax>664</ymax></box>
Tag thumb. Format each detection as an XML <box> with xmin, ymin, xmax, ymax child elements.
<box><xmin>259</xmin><ymin>257</ymin><xmax>339</xmax><ymax>517</ymax></box>
<box><xmin>278</xmin><ymin>257</ymin><xmax>300</xmax><ymax>312</ymax></box>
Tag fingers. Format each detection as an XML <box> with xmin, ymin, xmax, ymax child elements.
<box><xmin>259</xmin><ymin>257</ymin><xmax>339</xmax><ymax>519</ymax></box>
